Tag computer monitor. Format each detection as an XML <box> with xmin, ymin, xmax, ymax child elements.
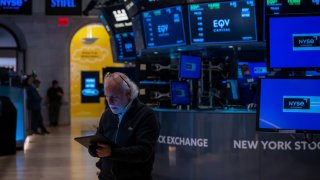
<box><xmin>179</xmin><ymin>55</ymin><xmax>201</xmax><ymax>79</ymax></box>
<box><xmin>267</xmin><ymin>15</ymin><xmax>320</xmax><ymax>71</ymax></box>
<box><xmin>188</xmin><ymin>0</ymin><xmax>257</xmax><ymax>44</ymax></box>
<box><xmin>141</xmin><ymin>5</ymin><xmax>186</xmax><ymax>48</ymax></box>
<box><xmin>257</xmin><ymin>77</ymin><xmax>320</xmax><ymax>133</ymax></box>
<box><xmin>114</xmin><ymin>32</ymin><xmax>136</xmax><ymax>61</ymax></box>
<box><xmin>170</xmin><ymin>81</ymin><xmax>191</xmax><ymax>105</ymax></box>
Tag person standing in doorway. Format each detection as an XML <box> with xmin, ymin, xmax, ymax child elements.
<box><xmin>47</xmin><ymin>80</ymin><xmax>63</xmax><ymax>126</ymax></box>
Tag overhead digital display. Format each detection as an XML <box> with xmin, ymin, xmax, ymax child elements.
<box><xmin>0</xmin><ymin>0</ymin><xmax>32</xmax><ymax>15</ymax></box>
<box><xmin>114</xmin><ymin>32</ymin><xmax>136</xmax><ymax>61</ymax></box>
<box><xmin>45</xmin><ymin>0</ymin><xmax>82</xmax><ymax>15</ymax></box>
<box><xmin>268</xmin><ymin>15</ymin><xmax>320</xmax><ymax>70</ymax></box>
<box><xmin>189</xmin><ymin>0</ymin><xmax>257</xmax><ymax>44</ymax></box>
<box><xmin>257</xmin><ymin>78</ymin><xmax>320</xmax><ymax>133</ymax></box>
<box><xmin>142</xmin><ymin>5</ymin><xmax>186</xmax><ymax>48</ymax></box>
<box><xmin>265</xmin><ymin>0</ymin><xmax>320</xmax><ymax>15</ymax></box>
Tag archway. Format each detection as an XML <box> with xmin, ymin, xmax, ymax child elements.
<box><xmin>70</xmin><ymin>23</ymin><xmax>124</xmax><ymax>126</ymax></box>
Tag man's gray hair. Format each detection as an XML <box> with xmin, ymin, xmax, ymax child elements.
<box><xmin>104</xmin><ymin>72</ymin><xmax>139</xmax><ymax>99</ymax></box>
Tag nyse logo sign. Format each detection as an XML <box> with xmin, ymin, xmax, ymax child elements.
<box><xmin>213</xmin><ymin>19</ymin><xmax>231</xmax><ymax>32</ymax></box>
<box><xmin>293</xmin><ymin>34</ymin><xmax>320</xmax><ymax>51</ymax></box>
<box><xmin>283</xmin><ymin>98</ymin><xmax>310</xmax><ymax>110</ymax></box>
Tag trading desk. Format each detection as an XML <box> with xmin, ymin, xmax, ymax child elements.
<box><xmin>153</xmin><ymin>109</ymin><xmax>320</xmax><ymax>180</ymax></box>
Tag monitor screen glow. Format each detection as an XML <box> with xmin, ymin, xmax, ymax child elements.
<box><xmin>114</xmin><ymin>32</ymin><xmax>136</xmax><ymax>61</ymax></box>
<box><xmin>142</xmin><ymin>6</ymin><xmax>186</xmax><ymax>48</ymax></box>
<box><xmin>170</xmin><ymin>81</ymin><xmax>191</xmax><ymax>105</ymax></box>
<box><xmin>268</xmin><ymin>15</ymin><xmax>320</xmax><ymax>70</ymax></box>
<box><xmin>257</xmin><ymin>78</ymin><xmax>320</xmax><ymax>133</ymax></box>
<box><xmin>188</xmin><ymin>0</ymin><xmax>257</xmax><ymax>44</ymax></box>
<box><xmin>179</xmin><ymin>55</ymin><xmax>201</xmax><ymax>79</ymax></box>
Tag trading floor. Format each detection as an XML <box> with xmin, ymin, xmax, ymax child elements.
<box><xmin>0</xmin><ymin>119</ymin><xmax>100</xmax><ymax>180</ymax></box>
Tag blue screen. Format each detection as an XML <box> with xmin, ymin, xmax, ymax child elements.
<box><xmin>142</xmin><ymin>6</ymin><xmax>186</xmax><ymax>48</ymax></box>
<box><xmin>238</xmin><ymin>62</ymin><xmax>267</xmax><ymax>78</ymax></box>
<box><xmin>170</xmin><ymin>81</ymin><xmax>191</xmax><ymax>105</ymax></box>
<box><xmin>258</xmin><ymin>78</ymin><xmax>320</xmax><ymax>132</ymax></box>
<box><xmin>179</xmin><ymin>55</ymin><xmax>201</xmax><ymax>79</ymax></box>
<box><xmin>114</xmin><ymin>32</ymin><xmax>136</xmax><ymax>61</ymax></box>
<box><xmin>269</xmin><ymin>16</ymin><xmax>320</xmax><ymax>70</ymax></box>
<box><xmin>189</xmin><ymin>0</ymin><xmax>257</xmax><ymax>44</ymax></box>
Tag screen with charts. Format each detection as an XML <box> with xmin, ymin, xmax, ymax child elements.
<box><xmin>257</xmin><ymin>78</ymin><xmax>320</xmax><ymax>133</ymax></box>
<box><xmin>238</xmin><ymin>62</ymin><xmax>267</xmax><ymax>78</ymax></box>
<box><xmin>142</xmin><ymin>5</ymin><xmax>186</xmax><ymax>48</ymax></box>
<box><xmin>170</xmin><ymin>81</ymin><xmax>191</xmax><ymax>105</ymax></box>
<box><xmin>188</xmin><ymin>0</ymin><xmax>257</xmax><ymax>44</ymax></box>
<box><xmin>268</xmin><ymin>15</ymin><xmax>320</xmax><ymax>70</ymax></box>
<box><xmin>114</xmin><ymin>32</ymin><xmax>136</xmax><ymax>61</ymax></box>
<box><xmin>265</xmin><ymin>0</ymin><xmax>320</xmax><ymax>15</ymax></box>
<box><xmin>179</xmin><ymin>55</ymin><xmax>201</xmax><ymax>79</ymax></box>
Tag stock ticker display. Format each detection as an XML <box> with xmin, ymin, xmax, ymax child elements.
<box><xmin>142</xmin><ymin>5</ymin><xmax>186</xmax><ymax>48</ymax></box>
<box><xmin>114</xmin><ymin>32</ymin><xmax>136</xmax><ymax>61</ymax></box>
<box><xmin>266</xmin><ymin>0</ymin><xmax>320</xmax><ymax>15</ymax></box>
<box><xmin>189</xmin><ymin>0</ymin><xmax>257</xmax><ymax>44</ymax></box>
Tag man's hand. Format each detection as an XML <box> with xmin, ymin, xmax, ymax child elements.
<box><xmin>96</xmin><ymin>143</ymin><xmax>112</xmax><ymax>158</ymax></box>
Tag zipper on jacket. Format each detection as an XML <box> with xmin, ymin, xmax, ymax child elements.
<box><xmin>114</xmin><ymin>120</ymin><xmax>121</xmax><ymax>144</ymax></box>
<box><xmin>111</xmin><ymin>119</ymin><xmax>121</xmax><ymax>179</ymax></box>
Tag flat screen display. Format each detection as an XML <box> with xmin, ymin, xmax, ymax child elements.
<box><xmin>189</xmin><ymin>0</ymin><xmax>257</xmax><ymax>44</ymax></box>
<box><xmin>265</xmin><ymin>0</ymin><xmax>320</xmax><ymax>15</ymax></box>
<box><xmin>142</xmin><ymin>5</ymin><xmax>186</xmax><ymax>48</ymax></box>
<box><xmin>257</xmin><ymin>78</ymin><xmax>320</xmax><ymax>133</ymax></box>
<box><xmin>81</xmin><ymin>71</ymin><xmax>100</xmax><ymax>103</ymax></box>
<box><xmin>114</xmin><ymin>32</ymin><xmax>136</xmax><ymax>61</ymax></box>
<box><xmin>0</xmin><ymin>0</ymin><xmax>32</xmax><ymax>15</ymax></box>
<box><xmin>170</xmin><ymin>81</ymin><xmax>191</xmax><ymax>105</ymax></box>
<box><xmin>45</xmin><ymin>0</ymin><xmax>82</xmax><ymax>15</ymax></box>
<box><xmin>238</xmin><ymin>62</ymin><xmax>267</xmax><ymax>78</ymax></box>
<box><xmin>268</xmin><ymin>15</ymin><xmax>320</xmax><ymax>70</ymax></box>
<box><xmin>179</xmin><ymin>55</ymin><xmax>201</xmax><ymax>79</ymax></box>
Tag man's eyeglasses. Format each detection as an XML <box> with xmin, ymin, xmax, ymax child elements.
<box><xmin>105</xmin><ymin>72</ymin><xmax>130</xmax><ymax>89</ymax></box>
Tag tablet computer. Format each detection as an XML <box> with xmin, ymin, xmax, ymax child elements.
<box><xmin>74</xmin><ymin>134</ymin><xmax>118</xmax><ymax>148</ymax></box>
